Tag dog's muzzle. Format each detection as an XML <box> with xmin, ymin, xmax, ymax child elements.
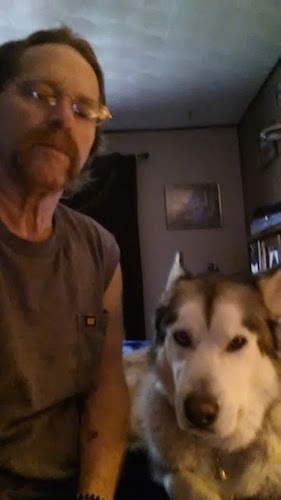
<box><xmin>184</xmin><ymin>392</ymin><xmax>219</xmax><ymax>429</ymax></box>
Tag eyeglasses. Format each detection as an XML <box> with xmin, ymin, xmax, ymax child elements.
<box><xmin>13</xmin><ymin>79</ymin><xmax>112</xmax><ymax>124</ymax></box>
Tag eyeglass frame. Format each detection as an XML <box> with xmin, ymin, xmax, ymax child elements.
<box><xmin>9</xmin><ymin>78</ymin><xmax>112</xmax><ymax>124</ymax></box>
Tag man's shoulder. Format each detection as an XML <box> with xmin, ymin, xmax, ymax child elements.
<box><xmin>55</xmin><ymin>203</ymin><xmax>119</xmax><ymax>257</ymax></box>
<box><xmin>56</xmin><ymin>204</ymin><xmax>120</xmax><ymax>287</ymax></box>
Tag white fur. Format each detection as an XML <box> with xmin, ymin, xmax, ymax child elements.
<box><xmin>166</xmin><ymin>299</ymin><xmax>279</xmax><ymax>451</ymax></box>
<box><xmin>124</xmin><ymin>283</ymin><xmax>281</xmax><ymax>499</ymax></box>
<box><xmin>165</xmin><ymin>252</ymin><xmax>185</xmax><ymax>291</ymax></box>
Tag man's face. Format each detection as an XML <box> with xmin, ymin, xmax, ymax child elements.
<box><xmin>0</xmin><ymin>43</ymin><xmax>100</xmax><ymax>193</ymax></box>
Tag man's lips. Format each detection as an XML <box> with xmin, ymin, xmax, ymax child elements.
<box><xmin>33</xmin><ymin>143</ymin><xmax>69</xmax><ymax>158</ymax></box>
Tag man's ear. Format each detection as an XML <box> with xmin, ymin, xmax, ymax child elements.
<box><xmin>257</xmin><ymin>268</ymin><xmax>281</xmax><ymax>318</ymax></box>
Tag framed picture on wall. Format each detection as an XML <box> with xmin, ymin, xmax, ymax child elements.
<box><xmin>164</xmin><ymin>183</ymin><xmax>222</xmax><ymax>230</ymax></box>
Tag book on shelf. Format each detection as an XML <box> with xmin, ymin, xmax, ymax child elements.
<box><xmin>250</xmin><ymin>233</ymin><xmax>281</xmax><ymax>275</ymax></box>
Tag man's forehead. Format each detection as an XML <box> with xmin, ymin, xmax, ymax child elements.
<box><xmin>18</xmin><ymin>43</ymin><xmax>100</xmax><ymax>96</ymax></box>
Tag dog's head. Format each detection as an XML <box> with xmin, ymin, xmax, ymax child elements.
<box><xmin>151</xmin><ymin>252</ymin><xmax>281</xmax><ymax>451</ymax></box>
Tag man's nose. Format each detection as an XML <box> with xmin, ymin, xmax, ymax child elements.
<box><xmin>46</xmin><ymin>97</ymin><xmax>75</xmax><ymax>129</ymax></box>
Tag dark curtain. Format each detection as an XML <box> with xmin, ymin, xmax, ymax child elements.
<box><xmin>62</xmin><ymin>153</ymin><xmax>145</xmax><ymax>340</ymax></box>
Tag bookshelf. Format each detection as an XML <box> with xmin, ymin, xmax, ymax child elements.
<box><xmin>249</xmin><ymin>229</ymin><xmax>281</xmax><ymax>275</ymax></box>
<box><xmin>249</xmin><ymin>205</ymin><xmax>281</xmax><ymax>276</ymax></box>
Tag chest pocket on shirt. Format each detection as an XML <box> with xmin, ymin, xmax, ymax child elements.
<box><xmin>76</xmin><ymin>311</ymin><xmax>108</xmax><ymax>394</ymax></box>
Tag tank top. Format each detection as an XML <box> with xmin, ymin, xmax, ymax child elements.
<box><xmin>0</xmin><ymin>204</ymin><xmax>120</xmax><ymax>486</ymax></box>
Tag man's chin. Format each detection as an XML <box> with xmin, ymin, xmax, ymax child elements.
<box><xmin>21</xmin><ymin>167</ymin><xmax>80</xmax><ymax>194</ymax></box>
<box><xmin>19</xmin><ymin>157</ymin><xmax>79</xmax><ymax>191</ymax></box>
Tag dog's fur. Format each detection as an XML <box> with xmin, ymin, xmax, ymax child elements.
<box><xmin>124</xmin><ymin>253</ymin><xmax>281</xmax><ymax>500</ymax></box>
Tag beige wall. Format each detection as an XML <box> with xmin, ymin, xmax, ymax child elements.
<box><xmin>239</xmin><ymin>62</ymin><xmax>281</xmax><ymax>226</ymax></box>
<box><xmin>106</xmin><ymin>127</ymin><xmax>248</xmax><ymax>337</ymax></box>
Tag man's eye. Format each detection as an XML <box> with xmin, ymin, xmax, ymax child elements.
<box><xmin>72</xmin><ymin>102</ymin><xmax>90</xmax><ymax>120</ymax></box>
<box><xmin>173</xmin><ymin>330</ymin><xmax>193</xmax><ymax>348</ymax></box>
<box><xmin>31</xmin><ymin>89</ymin><xmax>47</xmax><ymax>99</ymax></box>
<box><xmin>23</xmin><ymin>84</ymin><xmax>55</xmax><ymax>105</ymax></box>
<box><xmin>226</xmin><ymin>335</ymin><xmax>247</xmax><ymax>352</ymax></box>
<box><xmin>32</xmin><ymin>89</ymin><xmax>55</xmax><ymax>101</ymax></box>
<box><xmin>73</xmin><ymin>101</ymin><xmax>99</xmax><ymax>122</ymax></box>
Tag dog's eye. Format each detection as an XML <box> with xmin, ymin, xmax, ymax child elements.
<box><xmin>226</xmin><ymin>335</ymin><xmax>247</xmax><ymax>352</ymax></box>
<box><xmin>173</xmin><ymin>330</ymin><xmax>193</xmax><ymax>348</ymax></box>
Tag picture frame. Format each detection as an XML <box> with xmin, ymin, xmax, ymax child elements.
<box><xmin>164</xmin><ymin>183</ymin><xmax>222</xmax><ymax>231</ymax></box>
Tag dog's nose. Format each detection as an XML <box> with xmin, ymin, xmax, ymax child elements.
<box><xmin>184</xmin><ymin>393</ymin><xmax>219</xmax><ymax>428</ymax></box>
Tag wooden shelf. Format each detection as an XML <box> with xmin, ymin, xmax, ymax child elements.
<box><xmin>248</xmin><ymin>225</ymin><xmax>281</xmax><ymax>243</ymax></box>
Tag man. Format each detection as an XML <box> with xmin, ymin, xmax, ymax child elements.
<box><xmin>0</xmin><ymin>27</ymin><xmax>129</xmax><ymax>500</ymax></box>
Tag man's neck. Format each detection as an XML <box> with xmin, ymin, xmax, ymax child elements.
<box><xmin>0</xmin><ymin>183</ymin><xmax>62</xmax><ymax>242</ymax></box>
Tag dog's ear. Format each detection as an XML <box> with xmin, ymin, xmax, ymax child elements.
<box><xmin>257</xmin><ymin>268</ymin><xmax>281</xmax><ymax>318</ymax></box>
<box><xmin>165</xmin><ymin>251</ymin><xmax>190</xmax><ymax>292</ymax></box>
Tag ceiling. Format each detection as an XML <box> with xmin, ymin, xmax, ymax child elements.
<box><xmin>0</xmin><ymin>0</ymin><xmax>280</xmax><ymax>131</ymax></box>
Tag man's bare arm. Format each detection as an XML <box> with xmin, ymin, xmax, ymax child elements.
<box><xmin>78</xmin><ymin>263</ymin><xmax>129</xmax><ymax>499</ymax></box>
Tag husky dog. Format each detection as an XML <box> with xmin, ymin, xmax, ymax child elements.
<box><xmin>124</xmin><ymin>253</ymin><xmax>281</xmax><ymax>500</ymax></box>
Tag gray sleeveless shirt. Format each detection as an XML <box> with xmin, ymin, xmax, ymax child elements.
<box><xmin>0</xmin><ymin>204</ymin><xmax>120</xmax><ymax>484</ymax></box>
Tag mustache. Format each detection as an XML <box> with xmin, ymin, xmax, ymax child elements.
<box><xmin>18</xmin><ymin>126</ymin><xmax>79</xmax><ymax>171</ymax></box>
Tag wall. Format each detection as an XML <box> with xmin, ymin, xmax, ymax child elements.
<box><xmin>106</xmin><ymin>127</ymin><xmax>248</xmax><ymax>337</ymax></box>
<box><xmin>238</xmin><ymin>61</ymin><xmax>281</xmax><ymax>226</ymax></box>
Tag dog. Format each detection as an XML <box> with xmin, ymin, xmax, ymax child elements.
<box><xmin>124</xmin><ymin>253</ymin><xmax>281</xmax><ymax>500</ymax></box>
